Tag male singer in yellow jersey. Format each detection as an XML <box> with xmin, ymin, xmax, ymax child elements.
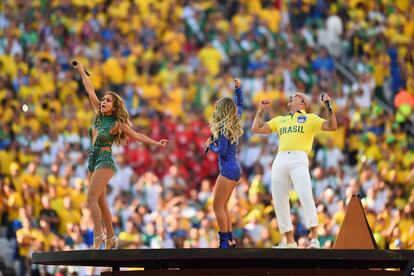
<box><xmin>251</xmin><ymin>92</ymin><xmax>337</xmax><ymax>249</ymax></box>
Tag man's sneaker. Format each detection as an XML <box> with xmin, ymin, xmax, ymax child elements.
<box><xmin>308</xmin><ymin>239</ymin><xmax>320</xmax><ymax>249</ymax></box>
<box><xmin>272</xmin><ymin>242</ymin><xmax>298</xmax><ymax>249</ymax></box>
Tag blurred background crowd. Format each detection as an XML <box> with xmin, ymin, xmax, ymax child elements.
<box><xmin>0</xmin><ymin>0</ymin><xmax>414</xmax><ymax>275</ymax></box>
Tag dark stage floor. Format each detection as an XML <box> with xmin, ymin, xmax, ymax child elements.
<box><xmin>32</xmin><ymin>248</ymin><xmax>414</xmax><ymax>275</ymax></box>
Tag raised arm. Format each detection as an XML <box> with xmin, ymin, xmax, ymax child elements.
<box><xmin>208</xmin><ymin>132</ymin><xmax>228</xmax><ymax>158</ymax></box>
<box><xmin>73</xmin><ymin>60</ymin><xmax>100</xmax><ymax>113</ymax></box>
<box><xmin>321</xmin><ymin>94</ymin><xmax>337</xmax><ymax>131</ymax></box>
<box><xmin>251</xmin><ymin>100</ymin><xmax>273</xmax><ymax>134</ymax></box>
<box><xmin>121</xmin><ymin>124</ymin><xmax>168</xmax><ymax>147</ymax></box>
<box><xmin>234</xmin><ymin>78</ymin><xmax>243</xmax><ymax>117</ymax></box>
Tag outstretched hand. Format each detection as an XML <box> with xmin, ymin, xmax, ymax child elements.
<box><xmin>234</xmin><ymin>78</ymin><xmax>241</xmax><ymax>89</ymax></box>
<box><xmin>158</xmin><ymin>139</ymin><xmax>169</xmax><ymax>147</ymax></box>
<box><xmin>72</xmin><ymin>60</ymin><xmax>84</xmax><ymax>72</ymax></box>
<box><xmin>204</xmin><ymin>136</ymin><xmax>212</xmax><ymax>148</ymax></box>
<box><xmin>321</xmin><ymin>93</ymin><xmax>331</xmax><ymax>102</ymax></box>
<box><xmin>72</xmin><ymin>60</ymin><xmax>91</xmax><ymax>76</ymax></box>
<box><xmin>260</xmin><ymin>99</ymin><xmax>270</xmax><ymax>110</ymax></box>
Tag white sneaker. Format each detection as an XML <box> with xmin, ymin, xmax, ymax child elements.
<box><xmin>308</xmin><ymin>239</ymin><xmax>320</xmax><ymax>249</ymax></box>
<box><xmin>272</xmin><ymin>242</ymin><xmax>298</xmax><ymax>249</ymax></box>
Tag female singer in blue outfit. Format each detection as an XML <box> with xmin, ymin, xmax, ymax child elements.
<box><xmin>205</xmin><ymin>79</ymin><xmax>243</xmax><ymax>248</ymax></box>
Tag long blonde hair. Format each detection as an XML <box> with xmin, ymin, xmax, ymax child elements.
<box><xmin>209</xmin><ymin>97</ymin><xmax>243</xmax><ymax>144</ymax></box>
<box><xmin>93</xmin><ymin>91</ymin><xmax>131</xmax><ymax>145</ymax></box>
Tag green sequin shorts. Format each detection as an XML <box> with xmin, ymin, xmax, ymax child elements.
<box><xmin>88</xmin><ymin>148</ymin><xmax>117</xmax><ymax>172</ymax></box>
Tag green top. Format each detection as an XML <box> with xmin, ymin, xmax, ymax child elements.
<box><xmin>89</xmin><ymin>114</ymin><xmax>117</xmax><ymax>149</ymax></box>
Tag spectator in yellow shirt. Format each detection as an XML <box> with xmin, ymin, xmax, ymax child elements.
<box><xmin>139</xmin><ymin>76</ymin><xmax>162</xmax><ymax>102</ymax></box>
<box><xmin>119</xmin><ymin>219</ymin><xmax>142</xmax><ymax>249</ymax></box>
<box><xmin>16</xmin><ymin>215</ymin><xmax>37</xmax><ymax>275</ymax></box>
<box><xmin>33</xmin><ymin>219</ymin><xmax>58</xmax><ymax>252</ymax></box>
<box><xmin>19</xmin><ymin>162</ymin><xmax>43</xmax><ymax>192</ymax></box>
<box><xmin>39</xmin><ymin>195</ymin><xmax>59</xmax><ymax>233</ymax></box>
<box><xmin>252</xmin><ymin>81</ymin><xmax>281</xmax><ymax>106</ymax></box>
<box><xmin>58</xmin><ymin>196</ymin><xmax>81</xmax><ymax>234</ymax></box>
<box><xmin>102</xmin><ymin>49</ymin><xmax>126</xmax><ymax>91</ymax></box>
<box><xmin>232</xmin><ymin>5</ymin><xmax>253</xmax><ymax>36</ymax></box>
<box><xmin>164</xmin><ymin>81</ymin><xmax>184</xmax><ymax>117</ymax></box>
<box><xmin>71</xmin><ymin>178</ymin><xmax>87</xmax><ymax>210</ymax></box>
<box><xmin>198</xmin><ymin>42</ymin><xmax>222</xmax><ymax>77</ymax></box>
<box><xmin>3</xmin><ymin>183</ymin><xmax>23</xmax><ymax>222</ymax></box>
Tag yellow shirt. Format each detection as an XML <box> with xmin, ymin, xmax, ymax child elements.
<box><xmin>0</xmin><ymin>88</ymin><xmax>7</xmax><ymax>102</ymax></box>
<box><xmin>232</xmin><ymin>14</ymin><xmax>253</xmax><ymax>36</ymax></box>
<box><xmin>119</xmin><ymin>232</ymin><xmax>140</xmax><ymax>243</ymax></box>
<box><xmin>267</xmin><ymin>110</ymin><xmax>325</xmax><ymax>154</ymax></box>
<box><xmin>0</xmin><ymin>150</ymin><xmax>13</xmax><ymax>175</ymax></box>
<box><xmin>51</xmin><ymin>198</ymin><xmax>64</xmax><ymax>213</ymax></box>
<box><xmin>163</xmin><ymin>30</ymin><xmax>186</xmax><ymax>56</ymax></box>
<box><xmin>71</xmin><ymin>190</ymin><xmax>87</xmax><ymax>210</ymax></box>
<box><xmin>89</xmin><ymin>62</ymin><xmax>103</xmax><ymax>90</ymax></box>
<box><xmin>164</xmin><ymin>87</ymin><xmax>183</xmax><ymax>117</ymax></box>
<box><xmin>259</xmin><ymin>8</ymin><xmax>281</xmax><ymax>33</ymax></box>
<box><xmin>57</xmin><ymin>79</ymin><xmax>78</xmax><ymax>102</ymax></box>
<box><xmin>102</xmin><ymin>57</ymin><xmax>125</xmax><ymax>85</ymax></box>
<box><xmin>16</xmin><ymin>228</ymin><xmax>37</xmax><ymax>257</ymax></box>
<box><xmin>371</xmin><ymin>54</ymin><xmax>390</xmax><ymax>86</ymax></box>
<box><xmin>140</xmin><ymin>82</ymin><xmax>161</xmax><ymax>100</ymax></box>
<box><xmin>315</xmin><ymin>126</ymin><xmax>346</xmax><ymax>150</ymax></box>
<box><xmin>107</xmin><ymin>0</ymin><xmax>130</xmax><ymax>19</ymax></box>
<box><xmin>7</xmin><ymin>192</ymin><xmax>23</xmax><ymax>221</ymax></box>
<box><xmin>32</xmin><ymin>69</ymin><xmax>55</xmax><ymax>95</ymax></box>
<box><xmin>244</xmin><ymin>0</ymin><xmax>262</xmax><ymax>14</ymax></box>
<box><xmin>364</xmin><ymin>144</ymin><xmax>382</xmax><ymax>162</ymax></box>
<box><xmin>198</xmin><ymin>46</ymin><xmax>222</xmax><ymax>76</ymax></box>
<box><xmin>402</xmin><ymin>151</ymin><xmax>414</xmax><ymax>168</ymax></box>
<box><xmin>19</xmin><ymin>174</ymin><xmax>42</xmax><ymax>191</ymax></box>
<box><xmin>56</xmin><ymin>185</ymin><xmax>72</xmax><ymax>198</ymax></box>
<box><xmin>252</xmin><ymin>89</ymin><xmax>280</xmax><ymax>106</ymax></box>
<box><xmin>19</xmin><ymin>84</ymin><xmax>42</xmax><ymax>101</ymax></box>
<box><xmin>59</xmin><ymin>209</ymin><xmax>81</xmax><ymax>234</ymax></box>
<box><xmin>33</xmin><ymin>230</ymin><xmax>58</xmax><ymax>251</ymax></box>
<box><xmin>333</xmin><ymin>209</ymin><xmax>345</xmax><ymax>226</ymax></box>
<box><xmin>0</xmin><ymin>54</ymin><xmax>17</xmax><ymax>78</ymax></box>
<box><xmin>399</xmin><ymin>218</ymin><xmax>413</xmax><ymax>244</ymax></box>
<box><xmin>1</xmin><ymin>105</ymin><xmax>14</xmax><ymax>124</ymax></box>
<box><xmin>125</xmin><ymin>55</ymin><xmax>139</xmax><ymax>84</ymax></box>
<box><xmin>134</xmin><ymin>0</ymin><xmax>152</xmax><ymax>17</ymax></box>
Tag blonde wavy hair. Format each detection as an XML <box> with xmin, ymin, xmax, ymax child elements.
<box><xmin>93</xmin><ymin>91</ymin><xmax>131</xmax><ymax>145</ymax></box>
<box><xmin>209</xmin><ymin>97</ymin><xmax>243</xmax><ymax>144</ymax></box>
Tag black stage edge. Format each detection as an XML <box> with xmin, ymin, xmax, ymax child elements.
<box><xmin>33</xmin><ymin>249</ymin><xmax>414</xmax><ymax>276</ymax></box>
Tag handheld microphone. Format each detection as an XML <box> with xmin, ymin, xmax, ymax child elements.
<box><xmin>72</xmin><ymin>60</ymin><xmax>90</xmax><ymax>76</ymax></box>
<box><xmin>204</xmin><ymin>135</ymin><xmax>214</xmax><ymax>156</ymax></box>
<box><xmin>321</xmin><ymin>93</ymin><xmax>333</xmax><ymax>113</ymax></box>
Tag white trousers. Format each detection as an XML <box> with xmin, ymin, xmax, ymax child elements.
<box><xmin>271</xmin><ymin>151</ymin><xmax>318</xmax><ymax>233</ymax></box>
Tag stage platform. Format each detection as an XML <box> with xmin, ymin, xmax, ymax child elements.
<box><xmin>32</xmin><ymin>248</ymin><xmax>414</xmax><ymax>275</ymax></box>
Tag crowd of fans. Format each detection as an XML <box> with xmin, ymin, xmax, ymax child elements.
<box><xmin>0</xmin><ymin>0</ymin><xmax>413</xmax><ymax>275</ymax></box>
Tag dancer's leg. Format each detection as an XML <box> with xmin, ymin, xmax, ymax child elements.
<box><xmin>87</xmin><ymin>168</ymin><xmax>114</xmax><ymax>238</ymax></box>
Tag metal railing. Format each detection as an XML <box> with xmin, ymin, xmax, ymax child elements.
<box><xmin>334</xmin><ymin>59</ymin><xmax>414</xmax><ymax>135</ymax></box>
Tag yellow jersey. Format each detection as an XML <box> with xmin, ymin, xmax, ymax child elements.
<box><xmin>267</xmin><ymin>110</ymin><xmax>325</xmax><ymax>154</ymax></box>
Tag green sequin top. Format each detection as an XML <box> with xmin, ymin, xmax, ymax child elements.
<box><xmin>89</xmin><ymin>114</ymin><xmax>117</xmax><ymax>149</ymax></box>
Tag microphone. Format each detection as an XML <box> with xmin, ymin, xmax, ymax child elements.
<box><xmin>72</xmin><ymin>60</ymin><xmax>90</xmax><ymax>76</ymax></box>
<box><xmin>321</xmin><ymin>93</ymin><xmax>333</xmax><ymax>113</ymax></box>
<box><xmin>204</xmin><ymin>135</ymin><xmax>214</xmax><ymax>156</ymax></box>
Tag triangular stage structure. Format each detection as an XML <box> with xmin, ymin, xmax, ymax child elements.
<box><xmin>333</xmin><ymin>194</ymin><xmax>377</xmax><ymax>249</ymax></box>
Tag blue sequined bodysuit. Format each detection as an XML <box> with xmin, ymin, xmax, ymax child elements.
<box><xmin>208</xmin><ymin>87</ymin><xmax>243</xmax><ymax>181</ymax></box>
<box><xmin>87</xmin><ymin>114</ymin><xmax>117</xmax><ymax>172</ymax></box>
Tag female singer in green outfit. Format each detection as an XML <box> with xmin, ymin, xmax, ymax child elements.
<box><xmin>73</xmin><ymin>61</ymin><xmax>168</xmax><ymax>249</ymax></box>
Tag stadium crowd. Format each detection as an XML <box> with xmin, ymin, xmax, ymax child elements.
<box><xmin>0</xmin><ymin>0</ymin><xmax>413</xmax><ymax>275</ymax></box>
